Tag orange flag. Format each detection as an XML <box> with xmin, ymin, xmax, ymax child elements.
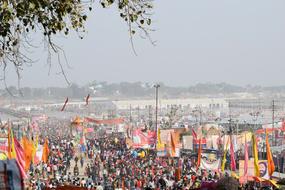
<box><xmin>170</xmin><ymin>132</ymin><xmax>176</xmax><ymax>156</ymax></box>
<box><xmin>22</xmin><ymin>136</ymin><xmax>34</xmax><ymax>171</ymax></box>
<box><xmin>197</xmin><ymin>138</ymin><xmax>202</xmax><ymax>167</ymax></box>
<box><xmin>266</xmin><ymin>129</ymin><xmax>275</xmax><ymax>176</ymax></box>
<box><xmin>42</xmin><ymin>138</ymin><xmax>50</xmax><ymax>163</ymax></box>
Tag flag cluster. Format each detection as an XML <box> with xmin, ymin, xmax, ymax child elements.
<box><xmin>7</xmin><ymin>128</ymin><xmax>50</xmax><ymax>178</ymax></box>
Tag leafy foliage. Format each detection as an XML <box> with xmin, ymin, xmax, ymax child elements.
<box><xmin>0</xmin><ymin>0</ymin><xmax>154</xmax><ymax>90</ymax></box>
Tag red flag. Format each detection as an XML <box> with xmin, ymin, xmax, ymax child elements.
<box><xmin>197</xmin><ymin>138</ymin><xmax>202</xmax><ymax>167</ymax></box>
<box><xmin>85</xmin><ymin>94</ymin><xmax>90</xmax><ymax>106</ymax></box>
<box><xmin>192</xmin><ymin>128</ymin><xmax>197</xmax><ymax>140</ymax></box>
<box><xmin>14</xmin><ymin>137</ymin><xmax>27</xmax><ymax>179</ymax></box>
<box><xmin>61</xmin><ymin>97</ymin><xmax>69</xmax><ymax>111</ymax></box>
<box><xmin>244</xmin><ymin>135</ymin><xmax>248</xmax><ymax>177</ymax></box>
<box><xmin>230</xmin><ymin>136</ymin><xmax>236</xmax><ymax>171</ymax></box>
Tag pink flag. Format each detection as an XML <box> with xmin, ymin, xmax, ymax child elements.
<box><xmin>244</xmin><ymin>135</ymin><xmax>248</xmax><ymax>177</ymax></box>
<box><xmin>230</xmin><ymin>136</ymin><xmax>236</xmax><ymax>171</ymax></box>
<box><xmin>13</xmin><ymin>137</ymin><xmax>27</xmax><ymax>179</ymax></box>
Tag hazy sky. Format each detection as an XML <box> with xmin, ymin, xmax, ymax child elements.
<box><xmin>4</xmin><ymin>0</ymin><xmax>285</xmax><ymax>88</ymax></box>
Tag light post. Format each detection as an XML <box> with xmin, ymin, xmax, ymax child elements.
<box><xmin>154</xmin><ymin>84</ymin><xmax>160</xmax><ymax>149</ymax></box>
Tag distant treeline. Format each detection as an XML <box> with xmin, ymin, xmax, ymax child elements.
<box><xmin>1</xmin><ymin>81</ymin><xmax>285</xmax><ymax>99</ymax></box>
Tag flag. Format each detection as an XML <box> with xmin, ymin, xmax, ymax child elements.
<box><xmin>7</xmin><ymin>128</ymin><xmax>11</xmax><ymax>159</ymax></box>
<box><xmin>175</xmin><ymin>168</ymin><xmax>181</xmax><ymax>181</ymax></box>
<box><xmin>252</xmin><ymin>134</ymin><xmax>260</xmax><ymax>177</ymax></box>
<box><xmin>85</xmin><ymin>94</ymin><xmax>90</xmax><ymax>106</ymax></box>
<box><xmin>80</xmin><ymin>131</ymin><xmax>87</xmax><ymax>153</ymax></box>
<box><xmin>61</xmin><ymin>97</ymin><xmax>69</xmax><ymax>111</ymax></box>
<box><xmin>32</xmin><ymin>135</ymin><xmax>39</xmax><ymax>163</ymax></box>
<box><xmin>192</xmin><ymin>128</ymin><xmax>197</xmax><ymax>140</ymax></box>
<box><xmin>22</xmin><ymin>136</ymin><xmax>34</xmax><ymax>171</ymax></box>
<box><xmin>8</xmin><ymin>128</ymin><xmax>16</xmax><ymax>159</ymax></box>
<box><xmin>221</xmin><ymin>137</ymin><xmax>230</xmax><ymax>172</ymax></box>
<box><xmin>157</xmin><ymin>128</ymin><xmax>164</xmax><ymax>149</ymax></box>
<box><xmin>122</xmin><ymin>177</ymin><xmax>125</xmax><ymax>190</ymax></box>
<box><xmin>266</xmin><ymin>129</ymin><xmax>275</xmax><ymax>176</ymax></box>
<box><xmin>197</xmin><ymin>138</ymin><xmax>202</xmax><ymax>167</ymax></box>
<box><xmin>170</xmin><ymin>132</ymin><xmax>176</xmax><ymax>156</ymax></box>
<box><xmin>157</xmin><ymin>128</ymin><xmax>162</xmax><ymax>144</ymax></box>
<box><xmin>42</xmin><ymin>138</ymin><xmax>49</xmax><ymax>163</ymax></box>
<box><xmin>244</xmin><ymin>135</ymin><xmax>249</xmax><ymax>177</ymax></box>
<box><xmin>13</xmin><ymin>137</ymin><xmax>27</xmax><ymax>179</ymax></box>
<box><xmin>230</xmin><ymin>136</ymin><xmax>236</xmax><ymax>171</ymax></box>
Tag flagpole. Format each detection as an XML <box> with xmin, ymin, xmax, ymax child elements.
<box><xmin>154</xmin><ymin>84</ymin><xmax>160</xmax><ymax>150</ymax></box>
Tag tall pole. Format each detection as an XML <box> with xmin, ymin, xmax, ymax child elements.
<box><xmin>154</xmin><ymin>84</ymin><xmax>160</xmax><ymax>150</ymax></box>
<box><xmin>130</xmin><ymin>104</ymin><xmax>133</xmax><ymax>140</ymax></box>
<box><xmin>148</xmin><ymin>106</ymin><xmax>152</xmax><ymax>128</ymax></box>
<box><xmin>272</xmin><ymin>100</ymin><xmax>275</xmax><ymax>146</ymax></box>
<box><xmin>236</xmin><ymin>121</ymin><xmax>238</xmax><ymax>137</ymax></box>
<box><xmin>137</xmin><ymin>107</ymin><xmax>140</xmax><ymax>124</ymax></box>
<box><xmin>129</xmin><ymin>104</ymin><xmax>132</xmax><ymax>123</ymax></box>
<box><xmin>199</xmin><ymin>107</ymin><xmax>202</xmax><ymax>127</ymax></box>
<box><xmin>229</xmin><ymin>101</ymin><xmax>232</xmax><ymax>135</ymax></box>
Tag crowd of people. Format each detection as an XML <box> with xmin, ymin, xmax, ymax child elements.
<box><xmin>22</xmin><ymin>119</ymin><xmax>279</xmax><ymax>190</ymax></box>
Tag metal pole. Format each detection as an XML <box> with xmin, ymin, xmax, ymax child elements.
<box><xmin>236</xmin><ymin>122</ymin><xmax>238</xmax><ymax>136</ymax></box>
<box><xmin>137</xmin><ymin>107</ymin><xmax>140</xmax><ymax>124</ymax></box>
<box><xmin>272</xmin><ymin>100</ymin><xmax>275</xmax><ymax>146</ymax></box>
<box><xmin>154</xmin><ymin>84</ymin><xmax>160</xmax><ymax>150</ymax></box>
<box><xmin>130</xmin><ymin>104</ymin><xmax>132</xmax><ymax>123</ymax></box>
<box><xmin>18</xmin><ymin>124</ymin><xmax>20</xmax><ymax>140</ymax></box>
<box><xmin>130</xmin><ymin>104</ymin><xmax>133</xmax><ymax>140</ymax></box>
<box><xmin>199</xmin><ymin>107</ymin><xmax>202</xmax><ymax>127</ymax></box>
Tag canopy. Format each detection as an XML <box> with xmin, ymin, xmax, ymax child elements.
<box><xmin>72</xmin><ymin>116</ymin><xmax>84</xmax><ymax>125</ymax></box>
<box><xmin>85</xmin><ymin>117</ymin><xmax>124</xmax><ymax>125</ymax></box>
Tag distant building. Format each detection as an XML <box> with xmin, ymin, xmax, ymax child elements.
<box><xmin>112</xmin><ymin>98</ymin><xmax>228</xmax><ymax>110</ymax></box>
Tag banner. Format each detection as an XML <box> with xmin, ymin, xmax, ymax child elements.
<box><xmin>132</xmin><ymin>130</ymin><xmax>156</xmax><ymax>148</ymax></box>
<box><xmin>34</xmin><ymin>145</ymin><xmax>43</xmax><ymax>165</ymax></box>
<box><xmin>85</xmin><ymin>117</ymin><xmax>124</xmax><ymax>125</ymax></box>
<box><xmin>0</xmin><ymin>138</ymin><xmax>8</xmax><ymax>153</ymax></box>
<box><xmin>239</xmin><ymin>160</ymin><xmax>269</xmax><ymax>182</ymax></box>
<box><xmin>200</xmin><ymin>153</ymin><xmax>220</xmax><ymax>171</ymax></box>
<box><xmin>183</xmin><ymin>135</ymin><xmax>193</xmax><ymax>150</ymax></box>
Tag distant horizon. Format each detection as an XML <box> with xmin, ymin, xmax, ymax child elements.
<box><xmin>3</xmin><ymin>81</ymin><xmax>285</xmax><ymax>89</ymax></box>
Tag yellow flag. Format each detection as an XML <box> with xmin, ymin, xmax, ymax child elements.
<box><xmin>157</xmin><ymin>128</ymin><xmax>162</xmax><ymax>145</ymax></box>
<box><xmin>252</xmin><ymin>134</ymin><xmax>260</xmax><ymax>177</ymax></box>
<box><xmin>8</xmin><ymin>129</ymin><xmax>16</xmax><ymax>159</ymax></box>
<box><xmin>157</xmin><ymin>128</ymin><xmax>165</xmax><ymax>149</ymax></box>
<box><xmin>32</xmin><ymin>135</ymin><xmax>38</xmax><ymax>163</ymax></box>
<box><xmin>221</xmin><ymin>137</ymin><xmax>230</xmax><ymax>172</ymax></box>
<box><xmin>7</xmin><ymin>128</ymin><xmax>11</xmax><ymax>159</ymax></box>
